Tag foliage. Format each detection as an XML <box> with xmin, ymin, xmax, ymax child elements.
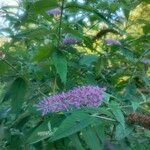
<box><xmin>0</xmin><ymin>0</ymin><xmax>150</xmax><ymax>149</ymax></box>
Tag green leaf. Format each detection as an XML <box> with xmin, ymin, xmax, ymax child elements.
<box><xmin>51</xmin><ymin>111</ymin><xmax>97</xmax><ymax>142</ymax></box>
<box><xmin>94</xmin><ymin>57</ymin><xmax>107</xmax><ymax>76</ymax></box>
<box><xmin>142</xmin><ymin>75</ymin><xmax>150</xmax><ymax>88</ymax></box>
<box><xmin>103</xmin><ymin>92</ymin><xmax>111</xmax><ymax>103</ymax></box>
<box><xmin>0</xmin><ymin>60</ymin><xmax>10</xmax><ymax>74</ymax></box>
<box><xmin>93</xmin><ymin>123</ymin><xmax>106</xmax><ymax>143</ymax></box>
<box><xmin>63</xmin><ymin>25</ymin><xmax>83</xmax><ymax>39</ymax></box>
<box><xmin>119</xmin><ymin>48</ymin><xmax>136</xmax><ymax>62</ymax></box>
<box><xmin>80</xmin><ymin>54</ymin><xmax>99</xmax><ymax>67</ymax></box>
<box><xmin>27</xmin><ymin>114</ymin><xmax>66</xmax><ymax>144</ymax></box>
<box><xmin>82</xmin><ymin>126</ymin><xmax>101</xmax><ymax>150</ymax></box>
<box><xmin>33</xmin><ymin>45</ymin><xmax>55</xmax><ymax>62</ymax></box>
<box><xmin>0</xmin><ymin>124</ymin><xmax>5</xmax><ymax>140</ymax></box>
<box><xmin>3</xmin><ymin>77</ymin><xmax>27</xmax><ymax>112</ymax></box>
<box><xmin>143</xmin><ymin>24</ymin><xmax>150</xmax><ymax>34</ymax></box>
<box><xmin>70</xmin><ymin>134</ymin><xmax>85</xmax><ymax>150</ymax></box>
<box><xmin>30</xmin><ymin>0</ymin><xmax>58</xmax><ymax>14</ymax></box>
<box><xmin>83</xmin><ymin>36</ymin><xmax>94</xmax><ymax>50</ymax></box>
<box><xmin>66</xmin><ymin>3</ymin><xmax>110</xmax><ymax>24</ymax></box>
<box><xmin>115</xmin><ymin>124</ymin><xmax>133</xmax><ymax>140</ymax></box>
<box><xmin>14</xmin><ymin>28</ymin><xmax>50</xmax><ymax>40</ymax></box>
<box><xmin>52</xmin><ymin>52</ymin><xmax>67</xmax><ymax>83</ymax></box>
<box><xmin>7</xmin><ymin>135</ymin><xmax>22</xmax><ymax>150</ymax></box>
<box><xmin>141</xmin><ymin>0</ymin><xmax>150</xmax><ymax>4</ymax></box>
<box><xmin>27</xmin><ymin>121</ymin><xmax>51</xmax><ymax>144</ymax></box>
<box><xmin>110</xmin><ymin>102</ymin><xmax>125</xmax><ymax>129</ymax></box>
<box><xmin>131</xmin><ymin>101</ymin><xmax>140</xmax><ymax>112</ymax></box>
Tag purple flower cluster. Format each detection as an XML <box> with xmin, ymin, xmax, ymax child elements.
<box><xmin>63</xmin><ymin>37</ymin><xmax>78</xmax><ymax>45</ymax></box>
<box><xmin>105</xmin><ymin>38</ymin><xmax>121</xmax><ymax>46</ymax></box>
<box><xmin>0</xmin><ymin>51</ymin><xmax>5</xmax><ymax>59</ymax></box>
<box><xmin>37</xmin><ymin>86</ymin><xmax>106</xmax><ymax>115</ymax></box>
<box><xmin>141</xmin><ymin>58</ymin><xmax>150</xmax><ymax>65</ymax></box>
<box><xmin>46</xmin><ymin>8</ymin><xmax>61</xmax><ymax>15</ymax></box>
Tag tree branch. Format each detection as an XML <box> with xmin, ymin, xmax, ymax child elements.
<box><xmin>58</xmin><ymin>0</ymin><xmax>65</xmax><ymax>46</ymax></box>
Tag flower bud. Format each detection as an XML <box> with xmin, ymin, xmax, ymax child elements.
<box><xmin>46</xmin><ymin>8</ymin><xmax>61</xmax><ymax>15</ymax></box>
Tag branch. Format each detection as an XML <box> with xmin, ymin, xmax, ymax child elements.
<box><xmin>93</xmin><ymin>28</ymin><xmax>120</xmax><ymax>42</ymax></box>
<box><xmin>58</xmin><ymin>0</ymin><xmax>65</xmax><ymax>46</ymax></box>
<box><xmin>2</xmin><ymin>59</ymin><xmax>18</xmax><ymax>72</ymax></box>
<box><xmin>91</xmin><ymin>114</ymin><xmax>116</xmax><ymax>122</ymax></box>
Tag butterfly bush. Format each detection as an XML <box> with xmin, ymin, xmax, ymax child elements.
<box><xmin>141</xmin><ymin>58</ymin><xmax>150</xmax><ymax>65</ymax></box>
<box><xmin>37</xmin><ymin>86</ymin><xmax>106</xmax><ymax>115</ymax></box>
<box><xmin>63</xmin><ymin>37</ymin><xmax>79</xmax><ymax>45</ymax></box>
<box><xmin>46</xmin><ymin>8</ymin><xmax>61</xmax><ymax>15</ymax></box>
<box><xmin>105</xmin><ymin>38</ymin><xmax>121</xmax><ymax>46</ymax></box>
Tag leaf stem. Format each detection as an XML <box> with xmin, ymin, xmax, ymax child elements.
<box><xmin>2</xmin><ymin>59</ymin><xmax>18</xmax><ymax>72</ymax></box>
<box><xmin>91</xmin><ymin>114</ymin><xmax>116</xmax><ymax>122</ymax></box>
<box><xmin>58</xmin><ymin>0</ymin><xmax>65</xmax><ymax>47</ymax></box>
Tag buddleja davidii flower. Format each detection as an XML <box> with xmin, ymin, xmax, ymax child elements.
<box><xmin>105</xmin><ymin>38</ymin><xmax>121</xmax><ymax>46</ymax></box>
<box><xmin>141</xmin><ymin>58</ymin><xmax>150</xmax><ymax>65</ymax></box>
<box><xmin>37</xmin><ymin>86</ymin><xmax>106</xmax><ymax>115</ymax></box>
<box><xmin>37</xmin><ymin>92</ymin><xmax>69</xmax><ymax>115</ymax></box>
<box><xmin>46</xmin><ymin>8</ymin><xmax>61</xmax><ymax>15</ymax></box>
<box><xmin>63</xmin><ymin>36</ymin><xmax>79</xmax><ymax>45</ymax></box>
<box><xmin>66</xmin><ymin>86</ymin><xmax>105</xmax><ymax>108</ymax></box>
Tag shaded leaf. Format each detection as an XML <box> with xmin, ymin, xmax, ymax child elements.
<box><xmin>93</xmin><ymin>122</ymin><xmax>106</xmax><ymax>143</ymax></box>
<box><xmin>30</xmin><ymin>0</ymin><xmax>58</xmax><ymax>14</ymax></box>
<box><xmin>82</xmin><ymin>126</ymin><xmax>101</xmax><ymax>150</ymax></box>
<box><xmin>52</xmin><ymin>52</ymin><xmax>67</xmax><ymax>83</ymax></box>
<box><xmin>51</xmin><ymin>111</ymin><xmax>97</xmax><ymax>142</ymax></box>
<box><xmin>131</xmin><ymin>101</ymin><xmax>140</xmax><ymax>112</ymax></box>
<box><xmin>27</xmin><ymin>121</ymin><xmax>50</xmax><ymax>144</ymax></box>
<box><xmin>3</xmin><ymin>77</ymin><xmax>27</xmax><ymax>112</ymax></box>
<box><xmin>80</xmin><ymin>54</ymin><xmax>99</xmax><ymax>67</ymax></box>
<box><xmin>110</xmin><ymin>102</ymin><xmax>125</xmax><ymax>129</ymax></box>
<box><xmin>70</xmin><ymin>134</ymin><xmax>85</xmax><ymax>150</ymax></box>
<box><xmin>115</xmin><ymin>124</ymin><xmax>133</xmax><ymax>140</ymax></box>
<box><xmin>0</xmin><ymin>60</ymin><xmax>10</xmax><ymax>74</ymax></box>
<box><xmin>33</xmin><ymin>45</ymin><xmax>55</xmax><ymax>62</ymax></box>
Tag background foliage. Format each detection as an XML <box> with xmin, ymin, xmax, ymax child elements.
<box><xmin>0</xmin><ymin>0</ymin><xmax>150</xmax><ymax>149</ymax></box>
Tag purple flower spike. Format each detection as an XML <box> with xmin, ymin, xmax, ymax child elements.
<box><xmin>46</xmin><ymin>8</ymin><xmax>61</xmax><ymax>15</ymax></box>
<box><xmin>105</xmin><ymin>38</ymin><xmax>121</xmax><ymax>46</ymax></box>
<box><xmin>36</xmin><ymin>85</ymin><xmax>106</xmax><ymax>115</ymax></box>
<box><xmin>63</xmin><ymin>37</ymin><xmax>78</xmax><ymax>45</ymax></box>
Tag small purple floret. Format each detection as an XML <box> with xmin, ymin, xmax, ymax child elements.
<box><xmin>63</xmin><ymin>37</ymin><xmax>78</xmax><ymax>45</ymax></box>
<box><xmin>105</xmin><ymin>38</ymin><xmax>121</xmax><ymax>46</ymax></box>
<box><xmin>46</xmin><ymin>8</ymin><xmax>61</xmax><ymax>15</ymax></box>
<box><xmin>141</xmin><ymin>58</ymin><xmax>150</xmax><ymax>65</ymax></box>
<box><xmin>36</xmin><ymin>86</ymin><xmax>106</xmax><ymax>115</ymax></box>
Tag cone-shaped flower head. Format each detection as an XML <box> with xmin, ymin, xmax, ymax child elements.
<box><xmin>37</xmin><ymin>85</ymin><xmax>106</xmax><ymax>115</ymax></box>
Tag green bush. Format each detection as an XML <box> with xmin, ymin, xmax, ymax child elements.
<box><xmin>0</xmin><ymin>0</ymin><xmax>150</xmax><ymax>149</ymax></box>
